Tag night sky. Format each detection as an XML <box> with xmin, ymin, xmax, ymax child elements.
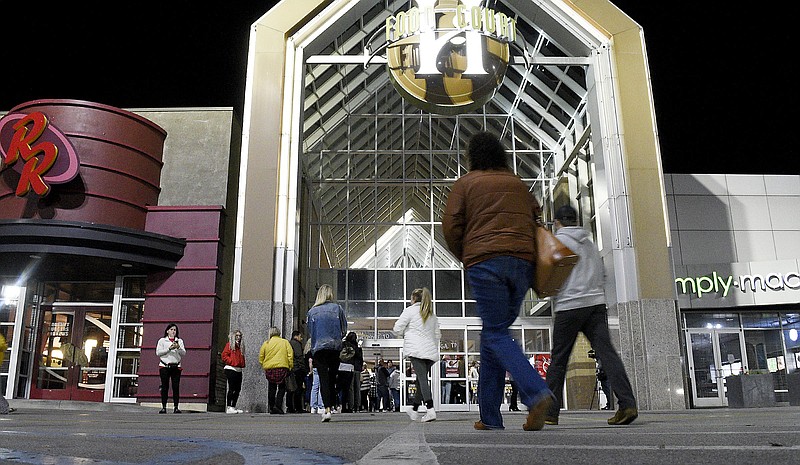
<box><xmin>1</xmin><ymin>1</ymin><xmax>794</xmax><ymax>175</ymax></box>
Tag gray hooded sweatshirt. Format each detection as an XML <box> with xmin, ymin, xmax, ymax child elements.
<box><xmin>553</xmin><ymin>226</ymin><xmax>606</xmax><ymax>312</ymax></box>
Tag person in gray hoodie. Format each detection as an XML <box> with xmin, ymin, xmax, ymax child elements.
<box><xmin>544</xmin><ymin>205</ymin><xmax>638</xmax><ymax>426</ymax></box>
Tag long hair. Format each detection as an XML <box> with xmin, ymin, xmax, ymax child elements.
<box><xmin>268</xmin><ymin>326</ymin><xmax>281</xmax><ymax>338</ymax></box>
<box><xmin>229</xmin><ymin>329</ymin><xmax>244</xmax><ymax>353</ymax></box>
<box><xmin>411</xmin><ymin>287</ymin><xmax>433</xmax><ymax>323</ymax></box>
<box><xmin>345</xmin><ymin>331</ymin><xmax>358</xmax><ymax>345</ymax></box>
<box><xmin>466</xmin><ymin>131</ymin><xmax>510</xmax><ymax>171</ymax></box>
<box><xmin>163</xmin><ymin>323</ymin><xmax>179</xmax><ymax>338</ymax></box>
<box><xmin>313</xmin><ymin>284</ymin><xmax>334</xmax><ymax>307</ymax></box>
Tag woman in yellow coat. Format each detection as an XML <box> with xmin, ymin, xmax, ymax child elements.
<box><xmin>258</xmin><ymin>327</ymin><xmax>294</xmax><ymax>414</ymax></box>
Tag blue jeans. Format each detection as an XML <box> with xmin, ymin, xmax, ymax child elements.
<box><xmin>310</xmin><ymin>368</ymin><xmax>324</xmax><ymax>409</ymax></box>
<box><xmin>467</xmin><ymin>256</ymin><xmax>552</xmax><ymax>429</ymax></box>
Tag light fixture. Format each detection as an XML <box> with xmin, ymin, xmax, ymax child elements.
<box><xmin>790</xmin><ymin>329</ymin><xmax>798</xmax><ymax>342</ymax></box>
<box><xmin>1</xmin><ymin>285</ymin><xmax>20</xmax><ymax>300</ymax></box>
<box><xmin>121</xmin><ymin>263</ymin><xmax>133</xmax><ymax>268</ymax></box>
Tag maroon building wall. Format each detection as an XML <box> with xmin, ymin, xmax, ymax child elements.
<box><xmin>138</xmin><ymin>206</ymin><xmax>225</xmax><ymax>406</ymax></box>
<box><xmin>0</xmin><ymin>99</ymin><xmax>165</xmax><ymax>230</ymax></box>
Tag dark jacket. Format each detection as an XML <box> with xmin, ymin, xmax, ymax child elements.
<box><xmin>351</xmin><ymin>346</ymin><xmax>364</xmax><ymax>372</ymax></box>
<box><xmin>290</xmin><ymin>338</ymin><xmax>308</xmax><ymax>374</ymax></box>
<box><xmin>442</xmin><ymin>169</ymin><xmax>540</xmax><ymax>268</ymax></box>
<box><xmin>376</xmin><ymin>365</ymin><xmax>390</xmax><ymax>387</ymax></box>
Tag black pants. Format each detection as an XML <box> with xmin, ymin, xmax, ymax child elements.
<box><xmin>377</xmin><ymin>385</ymin><xmax>391</xmax><ymax>411</ymax></box>
<box><xmin>410</xmin><ymin>357</ymin><xmax>435</xmax><ymax>409</ymax></box>
<box><xmin>268</xmin><ymin>380</ymin><xmax>286</xmax><ymax>413</ymax></box>
<box><xmin>159</xmin><ymin>365</ymin><xmax>181</xmax><ymax>408</ymax></box>
<box><xmin>337</xmin><ymin>371</ymin><xmax>354</xmax><ymax>410</ymax></box>
<box><xmin>313</xmin><ymin>349</ymin><xmax>340</xmax><ymax>409</ymax></box>
<box><xmin>225</xmin><ymin>369</ymin><xmax>242</xmax><ymax>407</ymax></box>
<box><xmin>286</xmin><ymin>371</ymin><xmax>306</xmax><ymax>413</ymax></box>
<box><xmin>546</xmin><ymin>304</ymin><xmax>636</xmax><ymax>418</ymax></box>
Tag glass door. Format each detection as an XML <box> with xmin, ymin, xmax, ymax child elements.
<box><xmin>686</xmin><ymin>329</ymin><xmax>745</xmax><ymax>407</ymax></box>
<box><xmin>362</xmin><ymin>339</ymin><xmax>403</xmax><ymax>411</ymax></box>
<box><xmin>31</xmin><ymin>305</ymin><xmax>112</xmax><ymax>401</ymax></box>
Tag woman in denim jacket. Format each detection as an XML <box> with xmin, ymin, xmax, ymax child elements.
<box><xmin>306</xmin><ymin>284</ymin><xmax>347</xmax><ymax>422</ymax></box>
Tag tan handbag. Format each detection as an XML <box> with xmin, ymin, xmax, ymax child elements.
<box><xmin>532</xmin><ymin>223</ymin><xmax>579</xmax><ymax>297</ymax></box>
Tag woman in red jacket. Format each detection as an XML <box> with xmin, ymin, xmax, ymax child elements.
<box><xmin>222</xmin><ymin>329</ymin><xmax>246</xmax><ymax>413</ymax></box>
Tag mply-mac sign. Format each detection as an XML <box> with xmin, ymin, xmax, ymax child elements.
<box><xmin>385</xmin><ymin>0</ymin><xmax>516</xmax><ymax>115</ymax></box>
<box><xmin>676</xmin><ymin>271</ymin><xmax>800</xmax><ymax>298</ymax></box>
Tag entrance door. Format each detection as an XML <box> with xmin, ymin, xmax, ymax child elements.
<box><xmin>362</xmin><ymin>339</ymin><xmax>403</xmax><ymax>411</ymax></box>
<box><xmin>31</xmin><ymin>305</ymin><xmax>112</xmax><ymax>401</ymax></box>
<box><xmin>686</xmin><ymin>329</ymin><xmax>745</xmax><ymax>407</ymax></box>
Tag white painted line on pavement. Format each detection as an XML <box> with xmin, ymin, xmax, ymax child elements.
<box><xmin>427</xmin><ymin>443</ymin><xmax>800</xmax><ymax>451</ymax></box>
<box><xmin>355</xmin><ymin>422</ymin><xmax>439</xmax><ymax>465</ymax></box>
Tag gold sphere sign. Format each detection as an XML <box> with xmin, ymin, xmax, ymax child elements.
<box><xmin>385</xmin><ymin>0</ymin><xmax>516</xmax><ymax>115</ymax></box>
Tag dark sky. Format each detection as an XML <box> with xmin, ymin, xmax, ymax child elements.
<box><xmin>1</xmin><ymin>1</ymin><xmax>794</xmax><ymax>175</ymax></box>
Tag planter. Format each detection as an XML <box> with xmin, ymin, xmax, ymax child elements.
<box><xmin>788</xmin><ymin>372</ymin><xmax>800</xmax><ymax>406</ymax></box>
<box><xmin>725</xmin><ymin>374</ymin><xmax>775</xmax><ymax>408</ymax></box>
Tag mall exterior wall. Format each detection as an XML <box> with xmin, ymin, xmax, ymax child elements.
<box><xmin>235</xmin><ymin>0</ymin><xmax>684</xmax><ymax>412</ymax></box>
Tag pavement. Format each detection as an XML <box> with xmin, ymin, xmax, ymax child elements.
<box><xmin>1</xmin><ymin>400</ymin><xmax>799</xmax><ymax>465</ymax></box>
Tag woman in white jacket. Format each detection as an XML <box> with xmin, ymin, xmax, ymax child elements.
<box><xmin>155</xmin><ymin>323</ymin><xmax>186</xmax><ymax>413</ymax></box>
<box><xmin>393</xmin><ymin>287</ymin><xmax>440</xmax><ymax>422</ymax></box>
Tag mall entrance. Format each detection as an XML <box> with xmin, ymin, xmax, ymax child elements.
<box><xmin>30</xmin><ymin>304</ymin><xmax>112</xmax><ymax>401</ymax></box>
<box><xmin>685</xmin><ymin>329</ymin><xmax>744</xmax><ymax>407</ymax></box>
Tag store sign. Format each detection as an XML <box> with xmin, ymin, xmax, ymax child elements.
<box><xmin>0</xmin><ymin>110</ymin><xmax>79</xmax><ymax>196</ymax></box>
<box><xmin>384</xmin><ymin>0</ymin><xmax>515</xmax><ymax>115</ymax></box>
<box><xmin>676</xmin><ymin>270</ymin><xmax>800</xmax><ymax>298</ymax></box>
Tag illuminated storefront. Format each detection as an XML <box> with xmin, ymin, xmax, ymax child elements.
<box><xmin>667</xmin><ymin>174</ymin><xmax>800</xmax><ymax>407</ymax></box>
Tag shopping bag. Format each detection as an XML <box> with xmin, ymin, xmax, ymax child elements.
<box><xmin>532</xmin><ymin>224</ymin><xmax>579</xmax><ymax>297</ymax></box>
<box><xmin>285</xmin><ymin>372</ymin><xmax>298</xmax><ymax>392</ymax></box>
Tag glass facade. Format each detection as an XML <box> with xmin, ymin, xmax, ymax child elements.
<box><xmin>1</xmin><ymin>276</ymin><xmax>146</xmax><ymax>402</ymax></box>
<box><xmin>682</xmin><ymin>310</ymin><xmax>800</xmax><ymax>404</ymax></box>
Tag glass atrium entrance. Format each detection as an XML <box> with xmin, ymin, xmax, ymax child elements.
<box><xmin>294</xmin><ymin>0</ymin><xmax>594</xmax><ymax>412</ymax></box>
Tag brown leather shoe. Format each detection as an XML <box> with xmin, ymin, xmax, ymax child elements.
<box><xmin>523</xmin><ymin>396</ymin><xmax>554</xmax><ymax>431</ymax></box>
<box><xmin>474</xmin><ymin>420</ymin><xmax>503</xmax><ymax>430</ymax></box>
<box><xmin>607</xmin><ymin>407</ymin><xmax>638</xmax><ymax>425</ymax></box>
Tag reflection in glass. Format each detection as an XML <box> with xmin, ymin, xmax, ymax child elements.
<box><xmin>524</xmin><ymin>328</ymin><xmax>550</xmax><ymax>353</ymax></box>
<box><xmin>690</xmin><ymin>332</ymin><xmax>717</xmax><ymax>398</ymax></box>
<box><xmin>440</xmin><ymin>330</ymin><xmax>464</xmax><ymax>352</ymax></box>
<box><xmin>683</xmin><ymin>313</ymin><xmax>740</xmax><ymax>329</ymax></box>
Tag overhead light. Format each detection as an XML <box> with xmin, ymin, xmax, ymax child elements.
<box><xmin>2</xmin><ymin>285</ymin><xmax>21</xmax><ymax>300</ymax></box>
<box><xmin>121</xmin><ymin>263</ymin><xmax>133</xmax><ymax>268</ymax></box>
<box><xmin>29</xmin><ymin>254</ymin><xmax>42</xmax><ymax>259</ymax></box>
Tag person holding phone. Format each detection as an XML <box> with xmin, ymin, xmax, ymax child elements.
<box><xmin>156</xmin><ymin>323</ymin><xmax>186</xmax><ymax>414</ymax></box>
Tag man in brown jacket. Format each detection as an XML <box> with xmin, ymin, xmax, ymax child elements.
<box><xmin>443</xmin><ymin>131</ymin><xmax>553</xmax><ymax>431</ymax></box>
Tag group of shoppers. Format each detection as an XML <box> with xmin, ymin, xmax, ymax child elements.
<box><xmin>152</xmin><ymin>131</ymin><xmax>637</xmax><ymax>431</ymax></box>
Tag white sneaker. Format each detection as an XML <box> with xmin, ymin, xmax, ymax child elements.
<box><xmin>310</xmin><ymin>408</ymin><xmax>318</xmax><ymax>414</ymax></box>
<box><xmin>235</xmin><ymin>408</ymin><xmax>243</xmax><ymax>414</ymax></box>
<box><xmin>421</xmin><ymin>408</ymin><xmax>436</xmax><ymax>422</ymax></box>
<box><xmin>407</xmin><ymin>409</ymin><xmax>420</xmax><ymax>421</ymax></box>
<box><xmin>321</xmin><ymin>411</ymin><xmax>332</xmax><ymax>422</ymax></box>
<box><xmin>226</xmin><ymin>406</ymin><xmax>237</xmax><ymax>414</ymax></box>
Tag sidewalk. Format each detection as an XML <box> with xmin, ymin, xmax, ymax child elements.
<box><xmin>2</xmin><ymin>401</ymin><xmax>799</xmax><ymax>464</ymax></box>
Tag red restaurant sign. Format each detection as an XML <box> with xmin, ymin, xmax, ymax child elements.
<box><xmin>0</xmin><ymin>111</ymin><xmax>79</xmax><ymax>196</ymax></box>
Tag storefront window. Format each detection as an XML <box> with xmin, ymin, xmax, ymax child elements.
<box><xmin>781</xmin><ymin>313</ymin><xmax>800</xmax><ymax>373</ymax></box>
<box><xmin>741</xmin><ymin>313</ymin><xmax>780</xmax><ymax>329</ymax></box>
<box><xmin>111</xmin><ymin>276</ymin><xmax>145</xmax><ymax>400</ymax></box>
<box><xmin>683</xmin><ymin>312</ymin><xmax>740</xmax><ymax>329</ymax></box>
<box><xmin>40</xmin><ymin>282</ymin><xmax>115</xmax><ymax>303</ymax></box>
